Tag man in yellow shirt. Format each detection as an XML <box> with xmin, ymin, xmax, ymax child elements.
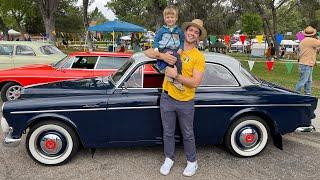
<box><xmin>295</xmin><ymin>26</ymin><xmax>320</xmax><ymax>95</ymax></box>
<box><xmin>145</xmin><ymin>19</ymin><xmax>206</xmax><ymax>177</ymax></box>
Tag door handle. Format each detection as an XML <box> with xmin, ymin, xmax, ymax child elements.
<box><xmin>82</xmin><ymin>104</ymin><xmax>100</xmax><ymax>108</ymax></box>
<box><xmin>82</xmin><ymin>102</ymin><xmax>104</xmax><ymax>108</ymax></box>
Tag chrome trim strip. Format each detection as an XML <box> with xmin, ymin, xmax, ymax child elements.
<box><xmin>108</xmin><ymin>104</ymin><xmax>311</xmax><ymax>110</ymax></box>
<box><xmin>11</xmin><ymin>108</ymin><xmax>107</xmax><ymax>114</ymax></box>
<box><xmin>3</xmin><ymin>127</ymin><xmax>21</xmax><ymax>147</ymax></box>
<box><xmin>1</xmin><ymin>102</ymin><xmax>5</xmax><ymax>112</ymax></box>
<box><xmin>107</xmin><ymin>106</ymin><xmax>159</xmax><ymax>110</ymax></box>
<box><xmin>194</xmin><ymin>104</ymin><xmax>312</xmax><ymax>107</ymax></box>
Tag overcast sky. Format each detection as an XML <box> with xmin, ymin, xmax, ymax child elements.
<box><xmin>77</xmin><ymin>0</ymin><xmax>116</xmax><ymax>20</ymax></box>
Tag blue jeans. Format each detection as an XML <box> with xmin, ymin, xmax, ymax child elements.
<box><xmin>160</xmin><ymin>92</ymin><xmax>196</xmax><ymax>162</ymax></box>
<box><xmin>295</xmin><ymin>64</ymin><xmax>313</xmax><ymax>95</ymax></box>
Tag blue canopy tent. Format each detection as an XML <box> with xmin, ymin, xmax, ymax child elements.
<box><xmin>88</xmin><ymin>20</ymin><xmax>146</xmax><ymax>52</ymax></box>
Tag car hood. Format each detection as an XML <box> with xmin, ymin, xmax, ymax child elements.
<box><xmin>21</xmin><ymin>76</ymin><xmax>114</xmax><ymax>99</ymax></box>
<box><xmin>0</xmin><ymin>64</ymin><xmax>54</xmax><ymax>75</ymax></box>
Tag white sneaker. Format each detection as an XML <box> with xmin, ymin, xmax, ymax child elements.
<box><xmin>183</xmin><ymin>161</ymin><xmax>198</xmax><ymax>177</ymax></box>
<box><xmin>160</xmin><ymin>158</ymin><xmax>174</xmax><ymax>176</ymax></box>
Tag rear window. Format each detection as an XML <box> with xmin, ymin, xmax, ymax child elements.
<box><xmin>40</xmin><ymin>45</ymin><xmax>63</xmax><ymax>55</ymax></box>
<box><xmin>95</xmin><ymin>57</ymin><xmax>129</xmax><ymax>69</ymax></box>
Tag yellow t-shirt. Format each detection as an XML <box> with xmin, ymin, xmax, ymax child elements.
<box><xmin>163</xmin><ymin>47</ymin><xmax>205</xmax><ymax>101</ymax></box>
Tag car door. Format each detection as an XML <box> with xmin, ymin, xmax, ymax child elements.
<box><xmin>13</xmin><ymin>45</ymin><xmax>40</xmax><ymax>67</ymax></box>
<box><xmin>0</xmin><ymin>44</ymin><xmax>14</xmax><ymax>70</ymax></box>
<box><xmin>194</xmin><ymin>62</ymin><xmax>245</xmax><ymax>144</ymax></box>
<box><xmin>105</xmin><ymin>62</ymin><xmax>164</xmax><ymax>146</ymax></box>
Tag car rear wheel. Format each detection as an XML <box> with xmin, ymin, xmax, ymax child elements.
<box><xmin>26</xmin><ymin>120</ymin><xmax>79</xmax><ymax>165</ymax></box>
<box><xmin>224</xmin><ymin>116</ymin><xmax>269</xmax><ymax>157</ymax></box>
<box><xmin>1</xmin><ymin>82</ymin><xmax>22</xmax><ymax>102</ymax></box>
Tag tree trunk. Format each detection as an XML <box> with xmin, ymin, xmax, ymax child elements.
<box><xmin>0</xmin><ymin>17</ymin><xmax>9</xmax><ymax>40</ymax></box>
<box><xmin>83</xmin><ymin>0</ymin><xmax>93</xmax><ymax>51</ymax></box>
<box><xmin>271</xmin><ymin>2</ymin><xmax>279</xmax><ymax>57</ymax></box>
<box><xmin>38</xmin><ymin>0</ymin><xmax>59</xmax><ymax>42</ymax></box>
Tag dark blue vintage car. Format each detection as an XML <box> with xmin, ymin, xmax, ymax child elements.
<box><xmin>1</xmin><ymin>52</ymin><xmax>318</xmax><ymax>165</ymax></box>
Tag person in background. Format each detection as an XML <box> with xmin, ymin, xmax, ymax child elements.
<box><xmin>295</xmin><ymin>26</ymin><xmax>320</xmax><ymax>95</ymax></box>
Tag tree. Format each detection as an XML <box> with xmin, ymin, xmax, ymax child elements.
<box><xmin>107</xmin><ymin>0</ymin><xmax>166</xmax><ymax>31</ymax></box>
<box><xmin>241</xmin><ymin>12</ymin><xmax>263</xmax><ymax>35</ymax></box>
<box><xmin>83</xmin><ymin>0</ymin><xmax>93</xmax><ymax>51</ymax></box>
<box><xmin>55</xmin><ymin>0</ymin><xmax>83</xmax><ymax>33</ymax></box>
<box><xmin>38</xmin><ymin>0</ymin><xmax>59</xmax><ymax>42</ymax></box>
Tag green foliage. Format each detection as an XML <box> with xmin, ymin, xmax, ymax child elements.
<box><xmin>241</xmin><ymin>12</ymin><xmax>263</xmax><ymax>35</ymax></box>
<box><xmin>90</xmin><ymin>7</ymin><xmax>107</xmax><ymax>24</ymax></box>
<box><xmin>55</xmin><ymin>0</ymin><xmax>83</xmax><ymax>33</ymax></box>
<box><xmin>277</xmin><ymin>3</ymin><xmax>303</xmax><ymax>34</ymax></box>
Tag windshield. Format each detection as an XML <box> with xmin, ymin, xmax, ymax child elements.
<box><xmin>111</xmin><ymin>58</ymin><xmax>134</xmax><ymax>84</ymax></box>
<box><xmin>52</xmin><ymin>56</ymin><xmax>72</xmax><ymax>68</ymax></box>
<box><xmin>240</xmin><ymin>65</ymin><xmax>260</xmax><ymax>84</ymax></box>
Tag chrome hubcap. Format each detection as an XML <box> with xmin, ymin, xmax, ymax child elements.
<box><xmin>40</xmin><ymin>134</ymin><xmax>63</xmax><ymax>155</ymax></box>
<box><xmin>6</xmin><ymin>85</ymin><xmax>22</xmax><ymax>101</ymax></box>
<box><xmin>237</xmin><ymin>127</ymin><xmax>260</xmax><ymax>149</ymax></box>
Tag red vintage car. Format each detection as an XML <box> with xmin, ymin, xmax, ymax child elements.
<box><xmin>0</xmin><ymin>51</ymin><xmax>134</xmax><ymax>101</ymax></box>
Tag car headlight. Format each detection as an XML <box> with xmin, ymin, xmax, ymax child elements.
<box><xmin>1</xmin><ymin>117</ymin><xmax>9</xmax><ymax>133</ymax></box>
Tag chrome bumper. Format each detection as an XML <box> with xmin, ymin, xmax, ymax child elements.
<box><xmin>1</xmin><ymin>117</ymin><xmax>21</xmax><ymax>147</ymax></box>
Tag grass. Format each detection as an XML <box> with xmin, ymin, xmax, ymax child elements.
<box><xmin>227</xmin><ymin>53</ymin><xmax>320</xmax><ymax>97</ymax></box>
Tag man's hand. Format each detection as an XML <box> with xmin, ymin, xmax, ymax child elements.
<box><xmin>165</xmin><ymin>66</ymin><xmax>178</xmax><ymax>79</ymax></box>
<box><xmin>144</xmin><ymin>48</ymin><xmax>177</xmax><ymax>65</ymax></box>
<box><xmin>161</xmin><ymin>52</ymin><xmax>177</xmax><ymax>65</ymax></box>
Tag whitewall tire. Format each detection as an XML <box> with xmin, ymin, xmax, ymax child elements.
<box><xmin>224</xmin><ymin>116</ymin><xmax>269</xmax><ymax>157</ymax></box>
<box><xmin>26</xmin><ymin>121</ymin><xmax>79</xmax><ymax>165</ymax></box>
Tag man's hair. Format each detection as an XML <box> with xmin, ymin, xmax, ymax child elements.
<box><xmin>163</xmin><ymin>5</ymin><xmax>178</xmax><ymax>18</ymax></box>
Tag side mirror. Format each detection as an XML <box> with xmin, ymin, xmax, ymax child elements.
<box><xmin>121</xmin><ymin>82</ymin><xmax>128</xmax><ymax>93</ymax></box>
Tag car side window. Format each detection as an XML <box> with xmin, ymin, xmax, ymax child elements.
<box><xmin>16</xmin><ymin>45</ymin><xmax>35</xmax><ymax>56</ymax></box>
<box><xmin>126</xmin><ymin>65</ymin><xmax>143</xmax><ymax>88</ymax></box>
<box><xmin>95</xmin><ymin>57</ymin><xmax>128</xmax><ymax>69</ymax></box>
<box><xmin>0</xmin><ymin>45</ymin><xmax>14</xmax><ymax>55</ymax></box>
<box><xmin>71</xmin><ymin>56</ymin><xmax>98</xmax><ymax>69</ymax></box>
<box><xmin>125</xmin><ymin>62</ymin><xmax>163</xmax><ymax>89</ymax></box>
<box><xmin>200</xmin><ymin>63</ymin><xmax>239</xmax><ymax>86</ymax></box>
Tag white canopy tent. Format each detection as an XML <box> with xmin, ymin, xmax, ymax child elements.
<box><xmin>120</xmin><ymin>35</ymin><xmax>131</xmax><ymax>41</ymax></box>
<box><xmin>280</xmin><ymin>40</ymin><xmax>299</xmax><ymax>52</ymax></box>
<box><xmin>8</xmin><ymin>29</ymin><xmax>21</xmax><ymax>36</ymax></box>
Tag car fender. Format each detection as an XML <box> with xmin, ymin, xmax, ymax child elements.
<box><xmin>27</xmin><ymin>113</ymin><xmax>77</xmax><ymax>129</ymax></box>
<box><xmin>228</xmin><ymin>107</ymin><xmax>283</xmax><ymax>150</ymax></box>
<box><xmin>229</xmin><ymin>107</ymin><xmax>280</xmax><ymax>134</ymax></box>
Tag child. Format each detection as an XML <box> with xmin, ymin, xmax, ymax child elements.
<box><xmin>153</xmin><ymin>5</ymin><xmax>184</xmax><ymax>91</ymax></box>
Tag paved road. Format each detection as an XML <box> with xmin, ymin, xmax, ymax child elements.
<box><xmin>0</xmin><ymin>102</ymin><xmax>319</xmax><ymax>180</ymax></box>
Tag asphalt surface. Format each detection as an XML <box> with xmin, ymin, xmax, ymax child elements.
<box><xmin>0</xmin><ymin>102</ymin><xmax>319</xmax><ymax>180</ymax></box>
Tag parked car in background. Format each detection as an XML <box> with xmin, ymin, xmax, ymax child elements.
<box><xmin>0</xmin><ymin>41</ymin><xmax>66</xmax><ymax>70</ymax></box>
<box><xmin>1</xmin><ymin>52</ymin><xmax>317</xmax><ymax>165</ymax></box>
<box><xmin>0</xmin><ymin>51</ymin><xmax>132</xmax><ymax>101</ymax></box>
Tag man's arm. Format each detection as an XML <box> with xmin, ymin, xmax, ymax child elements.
<box><xmin>166</xmin><ymin>66</ymin><xmax>204</xmax><ymax>88</ymax></box>
<box><xmin>144</xmin><ymin>48</ymin><xmax>177</xmax><ymax>65</ymax></box>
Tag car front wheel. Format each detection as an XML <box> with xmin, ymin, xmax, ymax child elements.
<box><xmin>26</xmin><ymin>120</ymin><xmax>79</xmax><ymax>165</ymax></box>
<box><xmin>1</xmin><ymin>82</ymin><xmax>22</xmax><ymax>102</ymax></box>
<box><xmin>224</xmin><ymin>116</ymin><xmax>269</xmax><ymax>157</ymax></box>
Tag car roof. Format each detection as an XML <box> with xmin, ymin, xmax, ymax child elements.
<box><xmin>0</xmin><ymin>41</ymin><xmax>53</xmax><ymax>46</ymax></box>
<box><xmin>69</xmin><ymin>51</ymin><xmax>132</xmax><ymax>58</ymax></box>
<box><xmin>132</xmin><ymin>51</ymin><xmax>241</xmax><ymax>69</ymax></box>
